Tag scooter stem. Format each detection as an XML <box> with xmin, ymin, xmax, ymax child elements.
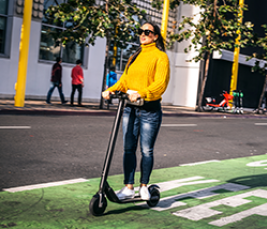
<box><xmin>99</xmin><ymin>96</ymin><xmax>125</xmax><ymax>194</ymax></box>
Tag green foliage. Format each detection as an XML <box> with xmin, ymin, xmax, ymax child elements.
<box><xmin>46</xmin><ymin>0</ymin><xmax>146</xmax><ymax>48</ymax></box>
<box><xmin>247</xmin><ymin>25</ymin><xmax>267</xmax><ymax>75</ymax></box>
<box><xmin>151</xmin><ymin>0</ymin><xmax>255</xmax><ymax>62</ymax></box>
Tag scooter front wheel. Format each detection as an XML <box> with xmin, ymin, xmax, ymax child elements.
<box><xmin>89</xmin><ymin>194</ymin><xmax>107</xmax><ymax>216</ymax></box>
<box><xmin>202</xmin><ymin>105</ymin><xmax>213</xmax><ymax>111</ymax></box>
<box><xmin>147</xmin><ymin>186</ymin><xmax>160</xmax><ymax>207</ymax></box>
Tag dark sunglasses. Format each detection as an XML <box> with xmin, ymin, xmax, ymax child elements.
<box><xmin>138</xmin><ymin>28</ymin><xmax>154</xmax><ymax>36</ymax></box>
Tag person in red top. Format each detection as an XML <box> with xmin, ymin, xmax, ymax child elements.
<box><xmin>71</xmin><ymin>59</ymin><xmax>84</xmax><ymax>106</ymax></box>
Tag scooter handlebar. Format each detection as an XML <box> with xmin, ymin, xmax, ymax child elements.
<box><xmin>110</xmin><ymin>91</ymin><xmax>144</xmax><ymax>106</ymax></box>
<box><xmin>110</xmin><ymin>91</ymin><xmax>128</xmax><ymax>99</ymax></box>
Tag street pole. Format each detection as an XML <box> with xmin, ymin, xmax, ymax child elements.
<box><xmin>229</xmin><ymin>0</ymin><xmax>244</xmax><ymax>101</ymax></box>
<box><xmin>161</xmin><ymin>0</ymin><xmax>170</xmax><ymax>40</ymax></box>
<box><xmin>14</xmin><ymin>0</ymin><xmax>33</xmax><ymax>107</ymax></box>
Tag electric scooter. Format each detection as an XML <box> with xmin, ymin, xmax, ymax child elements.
<box><xmin>89</xmin><ymin>91</ymin><xmax>160</xmax><ymax>216</ymax></box>
<box><xmin>202</xmin><ymin>90</ymin><xmax>234</xmax><ymax>112</ymax></box>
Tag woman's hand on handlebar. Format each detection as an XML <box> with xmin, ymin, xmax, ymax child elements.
<box><xmin>128</xmin><ymin>92</ymin><xmax>141</xmax><ymax>102</ymax></box>
<box><xmin>102</xmin><ymin>90</ymin><xmax>114</xmax><ymax>100</ymax></box>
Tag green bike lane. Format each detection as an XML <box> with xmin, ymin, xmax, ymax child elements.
<box><xmin>1</xmin><ymin>154</ymin><xmax>267</xmax><ymax>229</ymax></box>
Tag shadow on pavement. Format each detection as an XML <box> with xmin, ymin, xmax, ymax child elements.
<box><xmin>227</xmin><ymin>173</ymin><xmax>267</xmax><ymax>188</ymax></box>
<box><xmin>103</xmin><ymin>205</ymin><xmax>146</xmax><ymax>216</ymax></box>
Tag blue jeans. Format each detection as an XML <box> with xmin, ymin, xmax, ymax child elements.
<box><xmin>122</xmin><ymin>105</ymin><xmax>162</xmax><ymax>185</ymax></box>
<box><xmin>46</xmin><ymin>81</ymin><xmax>66</xmax><ymax>103</ymax></box>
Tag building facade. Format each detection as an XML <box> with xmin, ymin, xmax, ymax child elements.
<box><xmin>204</xmin><ymin>0</ymin><xmax>267</xmax><ymax>109</ymax></box>
<box><xmin>0</xmin><ymin>0</ymin><xmax>203</xmax><ymax>107</ymax></box>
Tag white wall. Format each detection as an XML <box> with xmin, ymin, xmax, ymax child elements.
<box><xmin>162</xmin><ymin>3</ymin><xmax>201</xmax><ymax>107</ymax></box>
<box><xmin>162</xmin><ymin>51</ymin><xmax>200</xmax><ymax>107</ymax></box>
<box><xmin>0</xmin><ymin>17</ymin><xmax>21</xmax><ymax>97</ymax></box>
<box><xmin>0</xmin><ymin>17</ymin><xmax>106</xmax><ymax>103</ymax></box>
<box><xmin>172</xmin><ymin>53</ymin><xmax>200</xmax><ymax>107</ymax></box>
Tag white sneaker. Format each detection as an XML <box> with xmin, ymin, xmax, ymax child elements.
<box><xmin>117</xmin><ymin>186</ymin><xmax>135</xmax><ymax>200</ymax></box>
<box><xmin>139</xmin><ymin>186</ymin><xmax>151</xmax><ymax>200</ymax></box>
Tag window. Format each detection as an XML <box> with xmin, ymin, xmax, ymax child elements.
<box><xmin>0</xmin><ymin>0</ymin><xmax>8</xmax><ymax>54</ymax></box>
<box><xmin>133</xmin><ymin>0</ymin><xmax>177</xmax><ymax>33</ymax></box>
<box><xmin>39</xmin><ymin>0</ymin><xmax>84</xmax><ymax>64</ymax></box>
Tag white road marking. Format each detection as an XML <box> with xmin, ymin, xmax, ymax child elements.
<box><xmin>149</xmin><ymin>183</ymin><xmax>249</xmax><ymax>212</ymax></box>
<box><xmin>161</xmin><ymin>124</ymin><xmax>197</xmax><ymax>127</ymax></box>
<box><xmin>180</xmin><ymin>160</ymin><xmax>220</xmax><ymax>167</ymax></box>
<box><xmin>3</xmin><ymin>178</ymin><xmax>88</xmax><ymax>193</ymax></box>
<box><xmin>173</xmin><ymin>189</ymin><xmax>267</xmax><ymax>226</ymax></box>
<box><xmin>210</xmin><ymin>202</ymin><xmax>267</xmax><ymax>226</ymax></box>
<box><xmin>247</xmin><ymin>159</ymin><xmax>267</xmax><ymax>170</ymax></box>
<box><xmin>247</xmin><ymin>160</ymin><xmax>267</xmax><ymax>167</ymax></box>
<box><xmin>255</xmin><ymin>123</ymin><xmax>267</xmax><ymax>125</ymax></box>
<box><xmin>0</xmin><ymin>126</ymin><xmax>31</xmax><ymax>129</ymax></box>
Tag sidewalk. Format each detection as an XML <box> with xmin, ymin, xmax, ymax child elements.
<box><xmin>0</xmin><ymin>98</ymin><xmax>266</xmax><ymax>118</ymax></box>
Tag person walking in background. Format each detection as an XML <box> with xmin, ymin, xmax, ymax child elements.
<box><xmin>102</xmin><ymin>22</ymin><xmax>170</xmax><ymax>200</ymax></box>
<box><xmin>46</xmin><ymin>57</ymin><xmax>68</xmax><ymax>104</ymax></box>
<box><xmin>106</xmin><ymin>65</ymin><xmax>117</xmax><ymax>90</ymax></box>
<box><xmin>105</xmin><ymin>65</ymin><xmax>117</xmax><ymax>105</ymax></box>
<box><xmin>71</xmin><ymin>59</ymin><xmax>84</xmax><ymax>106</ymax></box>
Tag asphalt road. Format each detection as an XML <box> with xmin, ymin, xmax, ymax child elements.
<box><xmin>0</xmin><ymin>114</ymin><xmax>266</xmax><ymax>190</ymax></box>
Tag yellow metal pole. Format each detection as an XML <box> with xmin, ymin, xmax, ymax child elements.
<box><xmin>229</xmin><ymin>0</ymin><xmax>244</xmax><ymax>99</ymax></box>
<box><xmin>14</xmin><ymin>0</ymin><xmax>33</xmax><ymax>107</ymax></box>
<box><xmin>112</xmin><ymin>45</ymin><xmax>117</xmax><ymax>66</ymax></box>
<box><xmin>112</xmin><ymin>27</ymin><xmax>118</xmax><ymax>67</ymax></box>
<box><xmin>161</xmin><ymin>0</ymin><xmax>170</xmax><ymax>40</ymax></box>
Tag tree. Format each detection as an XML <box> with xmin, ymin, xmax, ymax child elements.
<box><xmin>152</xmin><ymin>0</ymin><xmax>254</xmax><ymax>111</ymax></box>
<box><xmin>46</xmin><ymin>0</ymin><xmax>146</xmax><ymax>108</ymax></box>
<box><xmin>247</xmin><ymin>25</ymin><xmax>267</xmax><ymax>113</ymax></box>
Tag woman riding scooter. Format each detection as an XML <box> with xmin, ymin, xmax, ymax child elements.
<box><xmin>102</xmin><ymin>22</ymin><xmax>170</xmax><ymax>200</ymax></box>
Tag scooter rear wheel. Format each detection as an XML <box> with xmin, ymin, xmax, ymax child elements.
<box><xmin>147</xmin><ymin>186</ymin><xmax>160</xmax><ymax>207</ymax></box>
<box><xmin>89</xmin><ymin>194</ymin><xmax>107</xmax><ymax>216</ymax></box>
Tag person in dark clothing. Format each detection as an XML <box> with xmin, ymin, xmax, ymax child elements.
<box><xmin>70</xmin><ymin>59</ymin><xmax>84</xmax><ymax>106</ymax></box>
<box><xmin>46</xmin><ymin>57</ymin><xmax>68</xmax><ymax>104</ymax></box>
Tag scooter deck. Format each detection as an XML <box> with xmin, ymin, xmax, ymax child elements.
<box><xmin>104</xmin><ymin>181</ymin><xmax>159</xmax><ymax>204</ymax></box>
<box><xmin>117</xmin><ymin>195</ymin><xmax>159</xmax><ymax>203</ymax></box>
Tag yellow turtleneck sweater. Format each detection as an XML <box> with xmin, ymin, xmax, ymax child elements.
<box><xmin>107</xmin><ymin>42</ymin><xmax>170</xmax><ymax>101</ymax></box>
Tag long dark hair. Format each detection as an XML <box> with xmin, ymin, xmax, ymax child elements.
<box><xmin>126</xmin><ymin>22</ymin><xmax>166</xmax><ymax>73</ymax></box>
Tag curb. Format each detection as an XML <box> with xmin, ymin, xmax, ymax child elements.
<box><xmin>0</xmin><ymin>108</ymin><xmax>117</xmax><ymax>116</ymax></box>
<box><xmin>163</xmin><ymin>112</ymin><xmax>267</xmax><ymax>119</ymax></box>
<box><xmin>1</xmin><ymin>108</ymin><xmax>267</xmax><ymax>119</ymax></box>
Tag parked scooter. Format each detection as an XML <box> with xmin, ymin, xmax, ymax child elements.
<box><xmin>89</xmin><ymin>92</ymin><xmax>160</xmax><ymax>216</ymax></box>
<box><xmin>202</xmin><ymin>90</ymin><xmax>234</xmax><ymax>112</ymax></box>
<box><xmin>232</xmin><ymin>90</ymin><xmax>244</xmax><ymax>114</ymax></box>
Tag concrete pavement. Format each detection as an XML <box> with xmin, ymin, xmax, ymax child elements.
<box><xmin>1</xmin><ymin>99</ymin><xmax>267</xmax><ymax>228</ymax></box>
<box><xmin>0</xmin><ymin>98</ymin><xmax>266</xmax><ymax>118</ymax></box>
